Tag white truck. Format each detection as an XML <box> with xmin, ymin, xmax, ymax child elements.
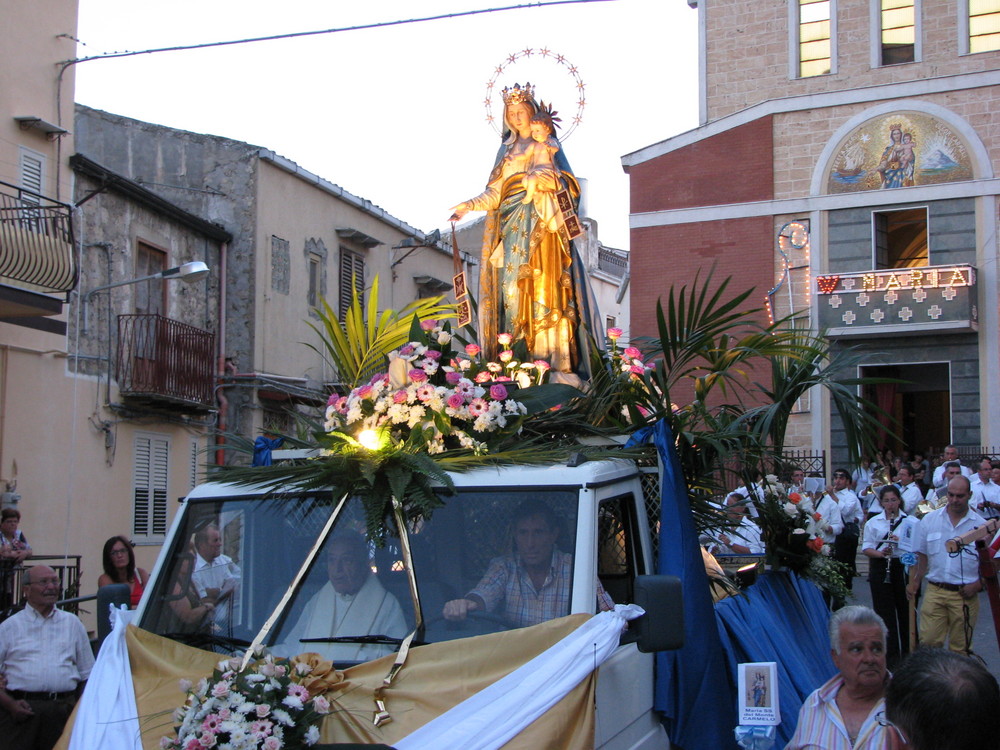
<box><xmin>132</xmin><ymin>457</ymin><xmax>683</xmax><ymax>749</ymax></box>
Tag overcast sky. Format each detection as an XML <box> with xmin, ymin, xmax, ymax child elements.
<box><xmin>73</xmin><ymin>0</ymin><xmax>699</xmax><ymax>250</ymax></box>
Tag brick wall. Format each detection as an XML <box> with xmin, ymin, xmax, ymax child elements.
<box><xmin>629</xmin><ymin>117</ymin><xmax>774</xmax><ymax>212</ymax></box>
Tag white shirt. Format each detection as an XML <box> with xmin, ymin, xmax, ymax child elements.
<box><xmin>192</xmin><ymin>553</ymin><xmax>241</xmax><ymax>626</ymax></box>
<box><xmin>733</xmin><ymin>484</ymin><xmax>765</xmax><ymax>518</ymax></box>
<box><xmin>832</xmin><ymin>487</ymin><xmax>862</xmax><ymax>525</ymax></box>
<box><xmin>933</xmin><ymin>464</ymin><xmax>974</xmax><ymax>489</ymax></box>
<box><xmin>971</xmin><ymin>476</ymin><xmax>1000</xmax><ymax>520</ymax></box>
<box><xmin>815</xmin><ymin>495</ymin><xmax>844</xmax><ymax>544</ymax></box>
<box><xmin>0</xmin><ymin>604</ymin><xmax>94</xmax><ymax>692</ymax></box>
<box><xmin>861</xmin><ymin>511</ymin><xmax>911</xmax><ymax>558</ymax></box>
<box><xmin>913</xmin><ymin>505</ymin><xmax>987</xmax><ymax>585</ymax></box>
<box><xmin>898</xmin><ymin>482</ymin><xmax>923</xmax><ymax>514</ymax></box>
<box><xmin>709</xmin><ymin>516</ymin><xmax>764</xmax><ymax>555</ymax></box>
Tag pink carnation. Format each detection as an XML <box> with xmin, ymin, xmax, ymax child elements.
<box><xmin>465</xmin><ymin>344</ymin><xmax>481</xmax><ymax>356</ymax></box>
<box><xmin>409</xmin><ymin>369</ymin><xmax>428</xmax><ymax>384</ymax></box>
<box><xmin>490</xmin><ymin>384</ymin><xmax>509</xmax><ymax>400</ymax></box>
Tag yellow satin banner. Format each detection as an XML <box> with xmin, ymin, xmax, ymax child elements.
<box><xmin>58</xmin><ymin>614</ymin><xmax>596</xmax><ymax>749</ymax></box>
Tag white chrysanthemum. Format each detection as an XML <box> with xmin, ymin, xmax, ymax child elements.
<box><xmin>272</xmin><ymin>708</ymin><xmax>294</xmax><ymax>727</ymax></box>
<box><xmin>281</xmin><ymin>694</ymin><xmax>304</xmax><ymax>710</ymax></box>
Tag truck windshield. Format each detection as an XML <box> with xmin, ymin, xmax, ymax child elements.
<box><xmin>139</xmin><ymin>486</ymin><xmax>579</xmax><ymax>665</ymax></box>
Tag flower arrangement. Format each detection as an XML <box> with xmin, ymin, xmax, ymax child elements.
<box><xmin>162</xmin><ymin>650</ymin><xmax>339</xmax><ymax>750</ymax></box>
<box><xmin>754</xmin><ymin>475</ymin><xmax>850</xmax><ymax>600</ymax></box>
<box><xmin>324</xmin><ymin>321</ymin><xmax>548</xmax><ymax>455</ymax></box>
<box><xmin>606</xmin><ymin>327</ymin><xmax>651</xmax><ymax>380</ymax></box>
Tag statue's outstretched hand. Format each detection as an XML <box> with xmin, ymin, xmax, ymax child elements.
<box><xmin>449</xmin><ymin>202</ymin><xmax>469</xmax><ymax>222</ymax></box>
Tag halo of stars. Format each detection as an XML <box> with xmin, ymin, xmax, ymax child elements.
<box><xmin>484</xmin><ymin>48</ymin><xmax>586</xmax><ymax>141</ymax></box>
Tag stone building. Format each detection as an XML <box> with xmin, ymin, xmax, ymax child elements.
<box><xmin>624</xmin><ymin>0</ymin><xmax>1000</xmax><ymax>463</ymax></box>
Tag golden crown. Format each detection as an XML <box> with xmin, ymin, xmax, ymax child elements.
<box><xmin>502</xmin><ymin>82</ymin><xmax>535</xmax><ymax>105</ymax></box>
<box><xmin>889</xmin><ymin>122</ymin><xmax>902</xmax><ymax>131</ymax></box>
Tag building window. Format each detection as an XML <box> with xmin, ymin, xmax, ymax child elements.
<box><xmin>969</xmin><ymin>0</ymin><xmax>1000</xmax><ymax>53</ymax></box>
<box><xmin>304</xmin><ymin>238</ymin><xmax>328</xmax><ymax>315</ymax></box>
<box><xmin>873</xmin><ymin>207</ymin><xmax>928</xmax><ymax>269</ymax></box>
<box><xmin>133</xmin><ymin>433</ymin><xmax>169</xmax><ymax>542</ymax></box>
<box><xmin>339</xmin><ymin>247</ymin><xmax>365</xmax><ymax>319</ymax></box>
<box><xmin>880</xmin><ymin>0</ymin><xmax>915</xmax><ymax>64</ymax></box>
<box><xmin>18</xmin><ymin>147</ymin><xmax>45</xmax><ymax>202</ymax></box>
<box><xmin>799</xmin><ymin>0</ymin><xmax>832</xmax><ymax>77</ymax></box>
<box><xmin>135</xmin><ymin>242</ymin><xmax>167</xmax><ymax>316</ymax></box>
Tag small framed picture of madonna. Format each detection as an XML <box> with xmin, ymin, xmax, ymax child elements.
<box><xmin>738</xmin><ymin>661</ymin><xmax>779</xmax><ymax>725</ymax></box>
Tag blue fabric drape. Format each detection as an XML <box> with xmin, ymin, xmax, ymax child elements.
<box><xmin>627</xmin><ymin>420</ymin><xmax>738</xmax><ymax>750</ymax></box>
<box><xmin>715</xmin><ymin>571</ymin><xmax>835</xmax><ymax>746</ymax></box>
<box><xmin>252</xmin><ymin>436</ymin><xmax>284</xmax><ymax>467</ymax></box>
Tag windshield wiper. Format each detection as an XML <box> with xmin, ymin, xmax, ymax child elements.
<box><xmin>300</xmin><ymin>634</ymin><xmax>426</xmax><ymax>646</ymax></box>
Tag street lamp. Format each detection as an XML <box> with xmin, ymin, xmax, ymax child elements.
<box><xmin>82</xmin><ymin>260</ymin><xmax>210</xmax><ymax>333</ymax></box>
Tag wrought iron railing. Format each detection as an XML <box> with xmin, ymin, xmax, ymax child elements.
<box><xmin>117</xmin><ymin>314</ymin><xmax>215</xmax><ymax>407</ymax></box>
<box><xmin>0</xmin><ymin>555</ymin><xmax>82</xmax><ymax>620</ymax></box>
<box><xmin>597</xmin><ymin>245</ymin><xmax>628</xmax><ymax>278</ymax></box>
<box><xmin>0</xmin><ymin>179</ymin><xmax>77</xmax><ymax>295</ymax></box>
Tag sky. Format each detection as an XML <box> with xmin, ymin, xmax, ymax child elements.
<box><xmin>72</xmin><ymin>0</ymin><xmax>699</xmax><ymax>251</ymax></box>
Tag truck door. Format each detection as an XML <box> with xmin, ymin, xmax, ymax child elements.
<box><xmin>595</xmin><ymin>492</ymin><xmax>669</xmax><ymax>750</ymax></box>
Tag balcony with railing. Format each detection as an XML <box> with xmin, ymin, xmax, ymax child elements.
<box><xmin>597</xmin><ymin>245</ymin><xmax>629</xmax><ymax>279</ymax></box>
<box><xmin>0</xmin><ymin>180</ymin><xmax>77</xmax><ymax>317</ymax></box>
<box><xmin>116</xmin><ymin>314</ymin><xmax>216</xmax><ymax>410</ymax></box>
<box><xmin>816</xmin><ymin>264</ymin><xmax>978</xmax><ymax>337</ymax></box>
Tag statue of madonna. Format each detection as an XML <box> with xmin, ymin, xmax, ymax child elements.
<box><xmin>450</xmin><ymin>83</ymin><xmax>597</xmax><ymax>386</ymax></box>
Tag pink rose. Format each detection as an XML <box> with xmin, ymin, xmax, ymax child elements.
<box><xmin>490</xmin><ymin>384</ymin><xmax>508</xmax><ymax>400</ymax></box>
<box><xmin>447</xmin><ymin>393</ymin><xmax>465</xmax><ymax>409</ymax></box>
<box><xmin>424</xmin><ymin>349</ymin><xmax>442</xmax><ymax>360</ymax></box>
<box><xmin>499</xmin><ymin>350</ymin><xmax>513</xmax><ymax>363</ymax></box>
<box><xmin>420</xmin><ymin>319</ymin><xmax>438</xmax><ymax>331</ymax></box>
<box><xmin>327</xmin><ymin>393</ymin><xmax>339</xmax><ymax>406</ymax></box>
<box><xmin>630</xmin><ymin>364</ymin><xmax>645</xmax><ymax>375</ymax></box>
<box><xmin>262</xmin><ymin>738</ymin><xmax>281</xmax><ymax>750</ymax></box>
<box><xmin>497</xmin><ymin>332</ymin><xmax>512</xmax><ymax>346</ymax></box>
<box><xmin>624</xmin><ymin>346</ymin><xmax>642</xmax><ymax>360</ymax></box>
<box><xmin>445</xmin><ymin>371</ymin><xmax>462</xmax><ymax>384</ymax></box>
<box><xmin>607</xmin><ymin>327</ymin><xmax>623</xmax><ymax>341</ymax></box>
<box><xmin>465</xmin><ymin>343</ymin><xmax>481</xmax><ymax>356</ymax></box>
<box><xmin>355</xmin><ymin>384</ymin><xmax>373</xmax><ymax>399</ymax></box>
<box><xmin>474</xmin><ymin>372</ymin><xmax>492</xmax><ymax>383</ymax></box>
<box><xmin>534</xmin><ymin>360</ymin><xmax>551</xmax><ymax>372</ymax></box>
<box><xmin>409</xmin><ymin>369</ymin><xmax>428</xmax><ymax>384</ymax></box>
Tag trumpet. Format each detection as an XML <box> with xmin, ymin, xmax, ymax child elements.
<box><xmin>868</xmin><ymin>465</ymin><xmax>890</xmax><ymax>493</ymax></box>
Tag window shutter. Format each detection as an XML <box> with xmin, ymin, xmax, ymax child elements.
<box><xmin>133</xmin><ymin>434</ymin><xmax>170</xmax><ymax>541</ymax></box>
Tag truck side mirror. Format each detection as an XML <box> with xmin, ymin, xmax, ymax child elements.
<box><xmin>631</xmin><ymin>574</ymin><xmax>684</xmax><ymax>652</ymax></box>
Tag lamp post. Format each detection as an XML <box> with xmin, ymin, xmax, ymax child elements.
<box><xmin>82</xmin><ymin>261</ymin><xmax>210</xmax><ymax>334</ymax></box>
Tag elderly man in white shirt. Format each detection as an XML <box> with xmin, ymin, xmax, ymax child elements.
<box><xmin>191</xmin><ymin>523</ymin><xmax>242</xmax><ymax>632</ymax></box>
<box><xmin>0</xmin><ymin>565</ymin><xmax>94</xmax><ymax>750</ymax></box>
<box><xmin>931</xmin><ymin>445</ymin><xmax>974</xmax><ymax>489</ymax></box>
<box><xmin>970</xmin><ymin>455</ymin><xmax>1000</xmax><ymax>520</ymax></box>
<box><xmin>907</xmin><ymin>475</ymin><xmax>988</xmax><ymax>654</ymax></box>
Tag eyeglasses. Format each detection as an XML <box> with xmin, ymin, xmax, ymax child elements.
<box><xmin>29</xmin><ymin>578</ymin><xmax>59</xmax><ymax>587</ymax></box>
<box><xmin>875</xmin><ymin>711</ymin><xmax>909</xmax><ymax>745</ymax></box>
<box><xmin>110</xmin><ymin>548</ymin><xmax>129</xmax><ymax>557</ymax></box>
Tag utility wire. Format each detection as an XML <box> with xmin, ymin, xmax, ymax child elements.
<box><xmin>61</xmin><ymin>0</ymin><xmax>615</xmax><ymax>65</ymax></box>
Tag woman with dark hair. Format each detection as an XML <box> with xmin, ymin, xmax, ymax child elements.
<box><xmin>98</xmin><ymin>535</ymin><xmax>149</xmax><ymax>609</ymax></box>
<box><xmin>861</xmin><ymin>485</ymin><xmax>910</xmax><ymax>664</ymax></box>
<box><xmin>449</xmin><ymin>83</ymin><xmax>598</xmax><ymax>386</ymax></box>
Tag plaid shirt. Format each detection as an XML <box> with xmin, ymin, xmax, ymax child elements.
<box><xmin>470</xmin><ymin>550</ymin><xmax>573</xmax><ymax>628</ymax></box>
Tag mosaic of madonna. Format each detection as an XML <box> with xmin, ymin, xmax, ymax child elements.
<box><xmin>826</xmin><ymin>111</ymin><xmax>973</xmax><ymax>194</ymax></box>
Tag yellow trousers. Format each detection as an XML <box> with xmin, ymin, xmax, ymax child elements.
<box><xmin>919</xmin><ymin>583</ymin><xmax>979</xmax><ymax>653</ymax></box>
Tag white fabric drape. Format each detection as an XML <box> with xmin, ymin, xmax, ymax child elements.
<box><xmin>67</xmin><ymin>606</ymin><xmax>141</xmax><ymax>750</ymax></box>
<box><xmin>394</xmin><ymin>603</ymin><xmax>644</xmax><ymax>750</ymax></box>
